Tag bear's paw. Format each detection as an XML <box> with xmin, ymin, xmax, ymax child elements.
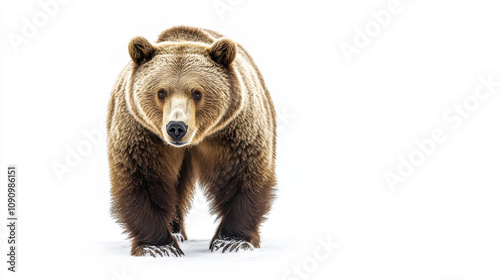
<box><xmin>134</xmin><ymin>244</ymin><xmax>184</xmax><ymax>257</ymax></box>
<box><xmin>210</xmin><ymin>238</ymin><xmax>255</xmax><ymax>253</ymax></box>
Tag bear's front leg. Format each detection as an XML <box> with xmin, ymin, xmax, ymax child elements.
<box><xmin>127</xmin><ymin>198</ymin><xmax>183</xmax><ymax>258</ymax></box>
<box><xmin>169</xmin><ymin>152</ymin><xmax>197</xmax><ymax>244</ymax></box>
<box><xmin>208</xmin><ymin>171</ymin><xmax>275</xmax><ymax>253</ymax></box>
<box><xmin>109</xmin><ymin>130</ymin><xmax>186</xmax><ymax>257</ymax></box>
<box><xmin>112</xmin><ymin>163</ymin><xmax>184</xmax><ymax>257</ymax></box>
<box><xmin>113</xmin><ymin>166</ymin><xmax>184</xmax><ymax>256</ymax></box>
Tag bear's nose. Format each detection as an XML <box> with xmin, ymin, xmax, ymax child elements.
<box><xmin>166</xmin><ymin>121</ymin><xmax>188</xmax><ymax>141</ymax></box>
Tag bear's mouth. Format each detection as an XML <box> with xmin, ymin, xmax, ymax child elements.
<box><xmin>169</xmin><ymin>141</ymin><xmax>188</xmax><ymax>147</ymax></box>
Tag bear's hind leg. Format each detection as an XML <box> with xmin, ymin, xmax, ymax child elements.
<box><xmin>170</xmin><ymin>152</ymin><xmax>196</xmax><ymax>243</ymax></box>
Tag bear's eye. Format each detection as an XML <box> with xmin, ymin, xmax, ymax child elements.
<box><xmin>192</xmin><ymin>90</ymin><xmax>202</xmax><ymax>101</ymax></box>
<box><xmin>157</xmin><ymin>89</ymin><xmax>167</xmax><ymax>100</ymax></box>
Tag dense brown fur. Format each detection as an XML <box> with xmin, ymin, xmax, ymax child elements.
<box><xmin>107</xmin><ymin>26</ymin><xmax>276</xmax><ymax>256</ymax></box>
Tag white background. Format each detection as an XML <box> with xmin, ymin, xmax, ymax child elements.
<box><xmin>1</xmin><ymin>0</ymin><xmax>500</xmax><ymax>279</ymax></box>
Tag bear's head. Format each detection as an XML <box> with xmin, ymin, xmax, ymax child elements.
<box><xmin>125</xmin><ymin>36</ymin><xmax>242</xmax><ymax>147</ymax></box>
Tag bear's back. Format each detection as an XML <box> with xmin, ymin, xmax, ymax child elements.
<box><xmin>156</xmin><ymin>26</ymin><xmax>261</xmax><ymax>79</ymax></box>
<box><xmin>156</xmin><ymin>26</ymin><xmax>219</xmax><ymax>44</ymax></box>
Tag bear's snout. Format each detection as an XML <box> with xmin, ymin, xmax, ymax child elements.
<box><xmin>166</xmin><ymin>121</ymin><xmax>188</xmax><ymax>142</ymax></box>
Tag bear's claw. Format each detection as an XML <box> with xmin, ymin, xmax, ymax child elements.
<box><xmin>172</xmin><ymin>233</ymin><xmax>185</xmax><ymax>243</ymax></box>
<box><xmin>210</xmin><ymin>238</ymin><xmax>255</xmax><ymax>253</ymax></box>
<box><xmin>136</xmin><ymin>244</ymin><xmax>184</xmax><ymax>257</ymax></box>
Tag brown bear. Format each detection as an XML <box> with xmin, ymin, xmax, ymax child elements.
<box><xmin>106</xmin><ymin>26</ymin><xmax>276</xmax><ymax>257</ymax></box>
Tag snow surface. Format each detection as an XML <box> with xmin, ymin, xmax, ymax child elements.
<box><xmin>71</xmin><ymin>238</ymin><xmax>309</xmax><ymax>280</ymax></box>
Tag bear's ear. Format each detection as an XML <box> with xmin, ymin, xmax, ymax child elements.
<box><xmin>128</xmin><ymin>36</ymin><xmax>157</xmax><ymax>65</ymax></box>
<box><xmin>209</xmin><ymin>38</ymin><xmax>237</xmax><ymax>66</ymax></box>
